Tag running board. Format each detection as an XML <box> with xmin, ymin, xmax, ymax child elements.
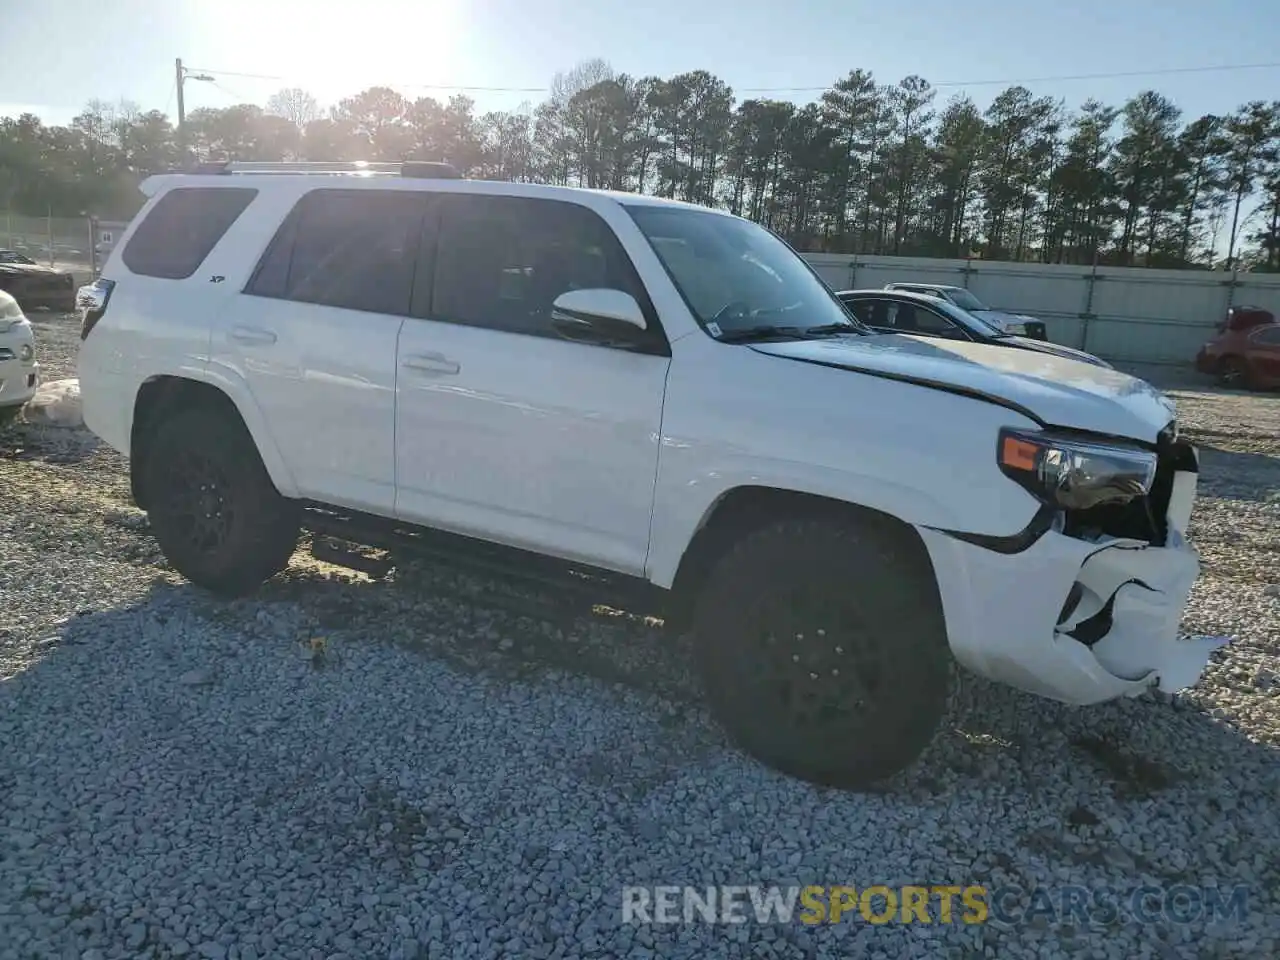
<box><xmin>300</xmin><ymin>504</ymin><xmax>669</xmax><ymax>620</ymax></box>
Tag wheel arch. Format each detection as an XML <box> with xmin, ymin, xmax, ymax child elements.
<box><xmin>130</xmin><ymin>374</ymin><xmax>297</xmax><ymax>509</ymax></box>
<box><xmin>663</xmin><ymin>485</ymin><xmax>938</xmax><ymax>633</ymax></box>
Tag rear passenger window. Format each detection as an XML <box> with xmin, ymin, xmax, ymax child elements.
<box><xmin>123</xmin><ymin>188</ymin><xmax>256</xmax><ymax>280</ymax></box>
<box><xmin>247</xmin><ymin>189</ymin><xmax>427</xmax><ymax>316</ymax></box>
<box><xmin>430</xmin><ymin>195</ymin><xmax>653</xmax><ymax>340</ymax></box>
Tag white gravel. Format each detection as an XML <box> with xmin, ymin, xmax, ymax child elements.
<box><xmin>2</xmin><ymin>317</ymin><xmax>1278</xmax><ymax>959</ymax></box>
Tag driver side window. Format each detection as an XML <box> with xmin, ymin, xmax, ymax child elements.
<box><xmin>430</xmin><ymin>195</ymin><xmax>654</xmax><ymax>341</ymax></box>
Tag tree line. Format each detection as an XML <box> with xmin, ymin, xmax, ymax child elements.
<box><xmin>2</xmin><ymin>59</ymin><xmax>1279</xmax><ymax>270</ymax></box>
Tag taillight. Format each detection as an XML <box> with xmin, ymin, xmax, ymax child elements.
<box><xmin>77</xmin><ymin>278</ymin><xmax>116</xmax><ymax>340</ymax></box>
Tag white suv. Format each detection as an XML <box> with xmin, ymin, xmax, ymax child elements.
<box><xmin>77</xmin><ymin>161</ymin><xmax>1219</xmax><ymax>788</ymax></box>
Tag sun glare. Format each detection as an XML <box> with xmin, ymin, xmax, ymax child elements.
<box><xmin>194</xmin><ymin>0</ymin><xmax>467</xmax><ymax>107</ymax></box>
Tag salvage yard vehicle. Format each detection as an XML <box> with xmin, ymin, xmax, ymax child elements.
<box><xmin>882</xmin><ymin>282</ymin><xmax>1050</xmax><ymax>340</ymax></box>
<box><xmin>0</xmin><ymin>249</ymin><xmax>78</xmax><ymax>313</ymax></box>
<box><xmin>0</xmin><ymin>290</ymin><xmax>40</xmax><ymax>427</ymax></box>
<box><xmin>1195</xmin><ymin>307</ymin><xmax>1280</xmax><ymax>390</ymax></box>
<box><xmin>836</xmin><ymin>288</ymin><xmax>1112</xmax><ymax>368</ymax></box>
<box><xmin>76</xmin><ymin>161</ymin><xmax>1218</xmax><ymax>789</ymax></box>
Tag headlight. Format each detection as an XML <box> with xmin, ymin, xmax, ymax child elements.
<box><xmin>998</xmin><ymin>428</ymin><xmax>1157</xmax><ymax>511</ymax></box>
<box><xmin>19</xmin><ymin>342</ymin><xmax>34</xmax><ymax>362</ymax></box>
<box><xmin>1005</xmin><ymin>322</ymin><xmax>1027</xmax><ymax>335</ymax></box>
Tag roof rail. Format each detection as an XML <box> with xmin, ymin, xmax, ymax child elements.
<box><xmin>184</xmin><ymin>160</ymin><xmax>462</xmax><ymax>179</ymax></box>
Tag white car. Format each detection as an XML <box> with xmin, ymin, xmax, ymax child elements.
<box><xmin>76</xmin><ymin>160</ymin><xmax>1218</xmax><ymax>789</ymax></box>
<box><xmin>0</xmin><ymin>290</ymin><xmax>39</xmax><ymax>426</ymax></box>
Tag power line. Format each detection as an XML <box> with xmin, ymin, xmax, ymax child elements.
<box><xmin>742</xmin><ymin>61</ymin><xmax>1280</xmax><ymax>92</ymax></box>
<box><xmin>208</xmin><ymin>79</ymin><xmax>252</xmax><ymax>103</ymax></box>
<box><xmin>184</xmin><ymin>59</ymin><xmax>1280</xmax><ymax>98</ymax></box>
<box><xmin>185</xmin><ymin>67</ymin><xmax>546</xmax><ymax>93</ymax></box>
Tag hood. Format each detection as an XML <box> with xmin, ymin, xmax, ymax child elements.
<box><xmin>1000</xmin><ymin>335</ymin><xmax>1113</xmax><ymax>369</ymax></box>
<box><xmin>748</xmin><ymin>334</ymin><xmax>1176</xmax><ymax>443</ymax></box>
<box><xmin>970</xmin><ymin>307</ymin><xmax>1034</xmax><ymax>328</ymax></box>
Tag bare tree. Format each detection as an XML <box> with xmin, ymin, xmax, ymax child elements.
<box><xmin>266</xmin><ymin>88</ymin><xmax>321</xmax><ymax>131</ymax></box>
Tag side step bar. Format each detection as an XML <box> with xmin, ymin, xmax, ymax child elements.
<box><xmin>300</xmin><ymin>504</ymin><xmax>669</xmax><ymax>620</ymax></box>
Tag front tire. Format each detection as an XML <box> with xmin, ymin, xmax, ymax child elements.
<box><xmin>1219</xmin><ymin>356</ymin><xmax>1253</xmax><ymax>390</ymax></box>
<box><xmin>141</xmin><ymin>406</ymin><xmax>300</xmax><ymax>597</ymax></box>
<box><xmin>692</xmin><ymin>517</ymin><xmax>951</xmax><ymax>789</ymax></box>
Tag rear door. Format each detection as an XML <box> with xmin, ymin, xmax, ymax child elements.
<box><xmin>1250</xmin><ymin>326</ymin><xmax>1280</xmax><ymax>384</ymax></box>
<box><xmin>218</xmin><ymin>188</ymin><xmax>428</xmax><ymax>514</ymax></box>
<box><xmin>88</xmin><ymin>186</ymin><xmax>259</xmax><ymax>382</ymax></box>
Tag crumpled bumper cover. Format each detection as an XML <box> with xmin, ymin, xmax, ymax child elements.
<box><xmin>918</xmin><ymin>447</ymin><xmax>1226</xmax><ymax>705</ymax></box>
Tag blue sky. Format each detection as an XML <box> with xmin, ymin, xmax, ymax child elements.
<box><xmin>3</xmin><ymin>0</ymin><xmax>1279</xmax><ymax>125</ymax></box>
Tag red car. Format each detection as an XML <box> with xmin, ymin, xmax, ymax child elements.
<box><xmin>1195</xmin><ymin>306</ymin><xmax>1280</xmax><ymax>390</ymax></box>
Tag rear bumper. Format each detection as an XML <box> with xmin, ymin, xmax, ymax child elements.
<box><xmin>917</xmin><ymin>448</ymin><xmax>1223</xmax><ymax>704</ymax></box>
<box><xmin>78</xmin><ymin>362</ymin><xmax>131</xmax><ymax>454</ymax></box>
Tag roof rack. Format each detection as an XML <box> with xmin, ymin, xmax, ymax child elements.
<box><xmin>187</xmin><ymin>160</ymin><xmax>462</xmax><ymax>179</ymax></box>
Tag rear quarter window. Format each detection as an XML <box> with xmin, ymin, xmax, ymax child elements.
<box><xmin>122</xmin><ymin>187</ymin><xmax>257</xmax><ymax>280</ymax></box>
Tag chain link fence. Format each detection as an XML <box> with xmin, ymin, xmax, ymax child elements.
<box><xmin>1</xmin><ymin>212</ymin><xmax>131</xmax><ymax>281</ymax></box>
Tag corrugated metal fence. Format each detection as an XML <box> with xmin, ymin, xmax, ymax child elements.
<box><xmin>803</xmin><ymin>254</ymin><xmax>1280</xmax><ymax>366</ymax></box>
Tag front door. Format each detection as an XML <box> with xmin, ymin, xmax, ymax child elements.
<box><xmin>394</xmin><ymin>193</ymin><xmax>670</xmax><ymax>575</ymax></box>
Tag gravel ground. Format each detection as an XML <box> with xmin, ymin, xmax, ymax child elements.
<box><xmin>2</xmin><ymin>316</ymin><xmax>1278</xmax><ymax>960</ymax></box>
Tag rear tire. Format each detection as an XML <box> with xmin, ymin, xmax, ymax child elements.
<box><xmin>141</xmin><ymin>406</ymin><xmax>300</xmax><ymax>597</ymax></box>
<box><xmin>692</xmin><ymin>517</ymin><xmax>951</xmax><ymax>789</ymax></box>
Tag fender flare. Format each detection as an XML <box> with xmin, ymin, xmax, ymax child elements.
<box><xmin>646</xmin><ymin>466</ymin><xmax>1000</xmax><ymax>590</ymax></box>
<box><xmin>134</xmin><ymin>365</ymin><xmax>299</xmax><ymax>499</ymax></box>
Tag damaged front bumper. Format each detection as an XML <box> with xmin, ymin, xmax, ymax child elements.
<box><xmin>918</xmin><ymin>444</ymin><xmax>1225</xmax><ymax>705</ymax></box>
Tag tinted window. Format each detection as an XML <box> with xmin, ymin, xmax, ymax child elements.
<box><xmin>911</xmin><ymin>305</ymin><xmax>961</xmax><ymax>336</ymax></box>
<box><xmin>123</xmin><ymin>187</ymin><xmax>256</xmax><ymax>279</ymax></box>
<box><xmin>431</xmin><ymin>195</ymin><xmax>651</xmax><ymax>340</ymax></box>
<box><xmin>841</xmin><ymin>298</ymin><xmax>874</xmax><ymax>325</ymax></box>
<box><xmin>1253</xmin><ymin>327</ymin><xmax>1280</xmax><ymax>345</ymax></box>
<box><xmin>249</xmin><ymin>190</ymin><xmax>427</xmax><ymax>315</ymax></box>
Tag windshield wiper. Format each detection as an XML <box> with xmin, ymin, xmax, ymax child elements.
<box><xmin>715</xmin><ymin>323</ymin><xmax>858</xmax><ymax>343</ymax></box>
<box><xmin>805</xmin><ymin>323</ymin><xmax>865</xmax><ymax>336</ymax></box>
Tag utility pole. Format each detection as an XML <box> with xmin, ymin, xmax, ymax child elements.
<box><xmin>175</xmin><ymin>58</ymin><xmax>214</xmax><ymax>165</ymax></box>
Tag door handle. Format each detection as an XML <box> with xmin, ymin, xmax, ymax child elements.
<box><xmin>401</xmin><ymin>352</ymin><xmax>460</xmax><ymax>375</ymax></box>
<box><xmin>229</xmin><ymin>325</ymin><xmax>277</xmax><ymax>346</ymax></box>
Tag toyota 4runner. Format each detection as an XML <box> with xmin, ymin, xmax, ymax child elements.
<box><xmin>76</xmin><ymin>160</ymin><xmax>1221</xmax><ymax>788</ymax></box>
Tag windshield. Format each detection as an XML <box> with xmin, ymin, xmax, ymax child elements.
<box><xmin>937</xmin><ymin>299</ymin><xmax>1005</xmax><ymax>336</ymax></box>
<box><xmin>624</xmin><ymin>205</ymin><xmax>860</xmax><ymax>337</ymax></box>
<box><xmin>946</xmin><ymin>288</ymin><xmax>989</xmax><ymax>312</ymax></box>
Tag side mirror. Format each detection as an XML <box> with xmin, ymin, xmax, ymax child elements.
<box><xmin>551</xmin><ymin>288</ymin><xmax>647</xmax><ymax>346</ymax></box>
